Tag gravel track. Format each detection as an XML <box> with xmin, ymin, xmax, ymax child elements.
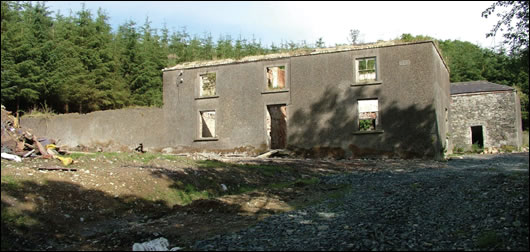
<box><xmin>193</xmin><ymin>153</ymin><xmax>529</xmax><ymax>251</ymax></box>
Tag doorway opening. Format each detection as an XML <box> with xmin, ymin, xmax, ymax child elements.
<box><xmin>266</xmin><ymin>104</ymin><xmax>287</xmax><ymax>149</ymax></box>
<box><xmin>471</xmin><ymin>125</ymin><xmax>484</xmax><ymax>148</ymax></box>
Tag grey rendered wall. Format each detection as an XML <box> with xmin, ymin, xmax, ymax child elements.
<box><xmin>20</xmin><ymin>107</ymin><xmax>166</xmax><ymax>150</ymax></box>
<box><xmin>450</xmin><ymin>90</ymin><xmax>522</xmax><ymax>150</ymax></box>
<box><xmin>287</xmin><ymin>42</ymin><xmax>446</xmax><ymax>159</ymax></box>
<box><xmin>164</xmin><ymin>42</ymin><xmax>449</xmax><ymax>158</ymax></box>
<box><xmin>163</xmin><ymin>59</ymin><xmax>292</xmax><ymax>153</ymax></box>
<box><xmin>431</xmin><ymin>45</ymin><xmax>452</xmax><ymax>157</ymax></box>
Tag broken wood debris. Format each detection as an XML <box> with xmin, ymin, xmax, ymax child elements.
<box><xmin>38</xmin><ymin>167</ymin><xmax>77</xmax><ymax>172</ymax></box>
<box><xmin>1</xmin><ymin>105</ymin><xmax>75</xmax><ymax>166</ymax></box>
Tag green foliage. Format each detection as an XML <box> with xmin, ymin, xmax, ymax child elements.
<box><xmin>1</xmin><ymin>2</ymin><xmax>314</xmax><ymax>115</ymax></box>
<box><xmin>475</xmin><ymin>230</ymin><xmax>502</xmax><ymax>249</ymax></box>
<box><xmin>453</xmin><ymin>146</ymin><xmax>465</xmax><ymax>154</ymax></box>
<box><xmin>398</xmin><ymin>33</ymin><xmax>529</xmax><ymax>130</ymax></box>
<box><xmin>499</xmin><ymin>145</ymin><xmax>517</xmax><ymax>153</ymax></box>
<box><xmin>471</xmin><ymin>144</ymin><xmax>484</xmax><ymax>153</ymax></box>
<box><xmin>359</xmin><ymin>119</ymin><xmax>375</xmax><ymax>131</ymax></box>
<box><xmin>482</xmin><ymin>1</ymin><xmax>529</xmax><ymax>54</ymax></box>
<box><xmin>2</xmin><ymin>0</ymin><xmax>527</xmax><ymax>132</ymax></box>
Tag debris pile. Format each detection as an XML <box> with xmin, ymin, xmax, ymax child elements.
<box><xmin>1</xmin><ymin>105</ymin><xmax>73</xmax><ymax>166</ymax></box>
<box><xmin>132</xmin><ymin>237</ymin><xmax>182</xmax><ymax>251</ymax></box>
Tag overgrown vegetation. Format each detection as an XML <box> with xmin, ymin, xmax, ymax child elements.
<box><xmin>476</xmin><ymin>230</ymin><xmax>503</xmax><ymax>249</ymax></box>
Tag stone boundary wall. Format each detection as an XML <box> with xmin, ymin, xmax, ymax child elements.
<box><xmin>20</xmin><ymin>107</ymin><xmax>166</xmax><ymax>150</ymax></box>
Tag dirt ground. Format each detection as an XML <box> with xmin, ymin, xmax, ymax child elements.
<box><xmin>1</xmin><ymin>151</ymin><xmax>379</xmax><ymax>251</ymax></box>
<box><xmin>1</xmin><ymin>151</ymin><xmax>526</xmax><ymax>251</ymax></box>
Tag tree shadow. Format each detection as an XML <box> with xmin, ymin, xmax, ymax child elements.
<box><xmin>288</xmin><ymin>86</ymin><xmax>443</xmax><ymax>159</ymax></box>
<box><xmin>1</xmin><ymin>157</ymin><xmax>354</xmax><ymax>251</ymax></box>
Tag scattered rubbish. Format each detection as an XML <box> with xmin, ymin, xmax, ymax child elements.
<box><xmin>1</xmin><ymin>105</ymin><xmax>75</xmax><ymax>166</ymax></box>
<box><xmin>55</xmin><ymin>156</ymin><xmax>74</xmax><ymax>166</ymax></box>
<box><xmin>46</xmin><ymin>144</ymin><xmax>60</xmax><ymax>156</ymax></box>
<box><xmin>132</xmin><ymin>237</ymin><xmax>182</xmax><ymax>251</ymax></box>
<box><xmin>257</xmin><ymin>150</ymin><xmax>280</xmax><ymax>158</ymax></box>
<box><xmin>256</xmin><ymin>149</ymin><xmax>292</xmax><ymax>158</ymax></box>
<box><xmin>1</xmin><ymin>152</ymin><xmax>22</xmax><ymax>162</ymax></box>
<box><xmin>23</xmin><ymin>149</ymin><xmax>36</xmax><ymax>158</ymax></box>
<box><xmin>135</xmin><ymin>143</ymin><xmax>146</xmax><ymax>153</ymax></box>
<box><xmin>37</xmin><ymin>167</ymin><xmax>77</xmax><ymax>172</ymax></box>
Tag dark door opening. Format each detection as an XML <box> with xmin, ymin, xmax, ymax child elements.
<box><xmin>471</xmin><ymin>125</ymin><xmax>484</xmax><ymax>148</ymax></box>
<box><xmin>267</xmin><ymin>105</ymin><xmax>287</xmax><ymax>149</ymax></box>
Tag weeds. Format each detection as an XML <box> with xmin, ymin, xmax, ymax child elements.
<box><xmin>1</xmin><ymin>176</ymin><xmax>21</xmax><ymax>191</ymax></box>
<box><xmin>476</xmin><ymin>230</ymin><xmax>502</xmax><ymax>249</ymax></box>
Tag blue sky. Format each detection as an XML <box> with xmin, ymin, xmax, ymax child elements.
<box><xmin>45</xmin><ymin>1</ymin><xmax>505</xmax><ymax>49</ymax></box>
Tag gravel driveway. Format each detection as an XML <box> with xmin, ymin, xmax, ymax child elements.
<box><xmin>193</xmin><ymin>153</ymin><xmax>529</xmax><ymax>251</ymax></box>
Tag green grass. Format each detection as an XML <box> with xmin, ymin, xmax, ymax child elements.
<box><xmin>148</xmin><ymin>183</ymin><xmax>211</xmax><ymax>206</ymax></box>
<box><xmin>475</xmin><ymin>230</ymin><xmax>502</xmax><ymax>249</ymax></box>
<box><xmin>499</xmin><ymin>145</ymin><xmax>517</xmax><ymax>153</ymax></box>
<box><xmin>410</xmin><ymin>182</ymin><xmax>422</xmax><ymax>191</ymax></box>
<box><xmin>197</xmin><ymin>160</ymin><xmax>232</xmax><ymax>168</ymax></box>
<box><xmin>269</xmin><ymin>177</ymin><xmax>320</xmax><ymax>190</ymax></box>
<box><xmin>1</xmin><ymin>208</ymin><xmax>39</xmax><ymax>227</ymax></box>
<box><xmin>1</xmin><ymin>176</ymin><xmax>21</xmax><ymax>191</ymax></box>
<box><xmin>67</xmin><ymin>151</ymin><xmax>188</xmax><ymax>165</ymax></box>
<box><xmin>197</xmin><ymin>160</ymin><xmax>291</xmax><ymax>177</ymax></box>
<box><xmin>238</xmin><ymin>164</ymin><xmax>291</xmax><ymax>177</ymax></box>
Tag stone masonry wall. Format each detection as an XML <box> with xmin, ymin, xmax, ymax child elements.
<box><xmin>450</xmin><ymin>90</ymin><xmax>521</xmax><ymax>151</ymax></box>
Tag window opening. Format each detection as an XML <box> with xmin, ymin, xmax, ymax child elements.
<box><xmin>266</xmin><ymin>66</ymin><xmax>286</xmax><ymax>90</ymax></box>
<box><xmin>356</xmin><ymin>57</ymin><xmax>377</xmax><ymax>82</ymax></box>
<box><xmin>200</xmin><ymin>73</ymin><xmax>216</xmax><ymax>97</ymax></box>
<box><xmin>358</xmin><ymin>99</ymin><xmax>378</xmax><ymax>131</ymax></box>
<box><xmin>200</xmin><ymin>111</ymin><xmax>216</xmax><ymax>138</ymax></box>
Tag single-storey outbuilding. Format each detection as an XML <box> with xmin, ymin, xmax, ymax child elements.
<box><xmin>450</xmin><ymin>80</ymin><xmax>523</xmax><ymax>152</ymax></box>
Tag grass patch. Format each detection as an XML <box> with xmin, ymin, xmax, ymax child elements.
<box><xmin>499</xmin><ymin>145</ymin><xmax>517</xmax><ymax>153</ymax></box>
<box><xmin>197</xmin><ymin>160</ymin><xmax>232</xmax><ymax>169</ymax></box>
<box><xmin>154</xmin><ymin>184</ymin><xmax>211</xmax><ymax>206</ymax></box>
<box><xmin>410</xmin><ymin>182</ymin><xmax>422</xmax><ymax>191</ymax></box>
<box><xmin>69</xmin><ymin>151</ymin><xmax>189</xmax><ymax>164</ymax></box>
<box><xmin>269</xmin><ymin>177</ymin><xmax>320</xmax><ymax>190</ymax></box>
<box><xmin>1</xmin><ymin>208</ymin><xmax>39</xmax><ymax>227</ymax></box>
<box><xmin>290</xmin><ymin>184</ymin><xmax>352</xmax><ymax>210</ymax></box>
<box><xmin>475</xmin><ymin>230</ymin><xmax>502</xmax><ymax>249</ymax></box>
<box><xmin>268</xmin><ymin>182</ymin><xmax>292</xmax><ymax>189</ymax></box>
<box><xmin>233</xmin><ymin>185</ymin><xmax>257</xmax><ymax>194</ymax></box>
<box><xmin>66</xmin><ymin>152</ymin><xmax>97</xmax><ymax>159</ymax></box>
<box><xmin>196</xmin><ymin>160</ymin><xmax>291</xmax><ymax>177</ymax></box>
<box><xmin>238</xmin><ymin>164</ymin><xmax>291</xmax><ymax>177</ymax></box>
<box><xmin>1</xmin><ymin>176</ymin><xmax>21</xmax><ymax>191</ymax></box>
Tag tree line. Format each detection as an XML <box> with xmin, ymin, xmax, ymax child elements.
<box><xmin>1</xmin><ymin>1</ymin><xmax>527</xmax><ymax>129</ymax></box>
<box><xmin>1</xmin><ymin>2</ymin><xmax>313</xmax><ymax>115</ymax></box>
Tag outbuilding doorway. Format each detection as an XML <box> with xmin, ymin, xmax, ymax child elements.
<box><xmin>266</xmin><ymin>104</ymin><xmax>287</xmax><ymax>149</ymax></box>
<box><xmin>471</xmin><ymin>125</ymin><xmax>484</xmax><ymax>148</ymax></box>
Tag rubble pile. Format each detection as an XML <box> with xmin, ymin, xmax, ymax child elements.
<box><xmin>1</xmin><ymin>105</ymin><xmax>72</xmax><ymax>165</ymax></box>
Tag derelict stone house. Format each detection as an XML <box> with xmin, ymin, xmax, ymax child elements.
<box><xmin>450</xmin><ymin>81</ymin><xmax>523</xmax><ymax>151</ymax></box>
<box><xmin>162</xmin><ymin>40</ymin><xmax>451</xmax><ymax>160</ymax></box>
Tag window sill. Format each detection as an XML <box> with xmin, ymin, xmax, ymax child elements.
<box><xmin>261</xmin><ymin>89</ymin><xmax>289</xmax><ymax>94</ymax></box>
<box><xmin>353</xmin><ymin>130</ymin><xmax>384</xmax><ymax>135</ymax></box>
<box><xmin>194</xmin><ymin>138</ymin><xmax>219</xmax><ymax>142</ymax></box>
<box><xmin>195</xmin><ymin>95</ymin><xmax>219</xmax><ymax>100</ymax></box>
<box><xmin>351</xmin><ymin>81</ymin><xmax>383</xmax><ymax>87</ymax></box>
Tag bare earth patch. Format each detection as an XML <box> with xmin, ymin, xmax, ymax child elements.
<box><xmin>2</xmin><ymin>152</ymin><xmax>526</xmax><ymax>251</ymax></box>
<box><xmin>1</xmin><ymin>152</ymin><xmax>376</xmax><ymax>251</ymax></box>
